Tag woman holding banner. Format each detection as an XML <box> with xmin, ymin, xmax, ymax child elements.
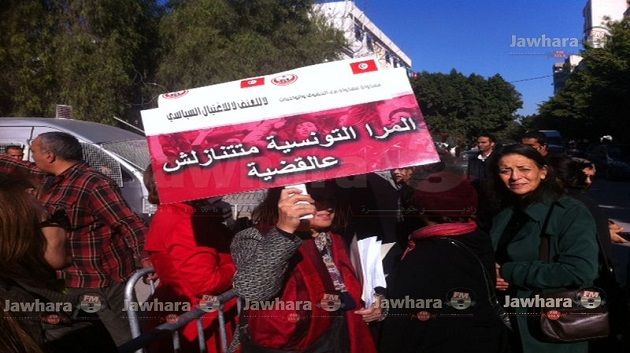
<box><xmin>230</xmin><ymin>182</ymin><xmax>381</xmax><ymax>353</ymax></box>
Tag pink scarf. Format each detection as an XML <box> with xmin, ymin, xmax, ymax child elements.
<box><xmin>402</xmin><ymin>221</ymin><xmax>478</xmax><ymax>259</ymax></box>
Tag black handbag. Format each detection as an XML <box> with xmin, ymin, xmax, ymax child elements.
<box><xmin>537</xmin><ymin>203</ymin><xmax>610</xmax><ymax>342</ymax></box>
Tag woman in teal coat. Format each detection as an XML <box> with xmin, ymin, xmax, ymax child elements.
<box><xmin>488</xmin><ymin>144</ymin><xmax>598</xmax><ymax>353</ymax></box>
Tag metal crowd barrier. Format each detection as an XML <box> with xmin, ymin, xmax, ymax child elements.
<box><xmin>121</xmin><ymin>268</ymin><xmax>237</xmax><ymax>353</ymax></box>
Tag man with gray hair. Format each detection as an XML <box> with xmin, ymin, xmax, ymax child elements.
<box><xmin>30</xmin><ymin>131</ymin><xmax>148</xmax><ymax>346</ymax></box>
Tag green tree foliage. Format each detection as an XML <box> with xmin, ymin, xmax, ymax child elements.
<box><xmin>0</xmin><ymin>0</ymin><xmax>56</xmax><ymax>116</ymax></box>
<box><xmin>539</xmin><ymin>18</ymin><xmax>630</xmax><ymax>143</ymax></box>
<box><xmin>0</xmin><ymin>0</ymin><xmax>160</xmax><ymax>124</ymax></box>
<box><xmin>0</xmin><ymin>0</ymin><xmax>344</xmax><ymax>125</ymax></box>
<box><xmin>49</xmin><ymin>0</ymin><xmax>161</xmax><ymax>124</ymax></box>
<box><xmin>410</xmin><ymin>69</ymin><xmax>522</xmax><ymax>144</ymax></box>
<box><xmin>156</xmin><ymin>0</ymin><xmax>346</xmax><ymax>91</ymax></box>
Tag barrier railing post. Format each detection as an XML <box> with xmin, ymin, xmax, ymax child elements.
<box><xmin>217</xmin><ymin>304</ymin><xmax>228</xmax><ymax>353</ymax></box>
<box><xmin>121</xmin><ymin>270</ymin><xmax>237</xmax><ymax>353</ymax></box>
<box><xmin>124</xmin><ymin>267</ymin><xmax>156</xmax><ymax>353</ymax></box>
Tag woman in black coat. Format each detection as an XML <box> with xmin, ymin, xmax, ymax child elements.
<box><xmin>379</xmin><ymin>169</ymin><xmax>508</xmax><ymax>353</ymax></box>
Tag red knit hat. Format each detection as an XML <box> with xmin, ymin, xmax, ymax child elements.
<box><xmin>412</xmin><ymin>171</ymin><xmax>478</xmax><ymax>217</ymax></box>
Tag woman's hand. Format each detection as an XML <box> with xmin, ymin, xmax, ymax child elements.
<box><xmin>276</xmin><ymin>188</ymin><xmax>315</xmax><ymax>234</ymax></box>
<box><xmin>355</xmin><ymin>295</ymin><xmax>386</xmax><ymax>323</ymax></box>
<box><xmin>495</xmin><ymin>263</ymin><xmax>510</xmax><ymax>291</ymax></box>
<box><xmin>141</xmin><ymin>257</ymin><xmax>159</xmax><ymax>284</ymax></box>
<box><xmin>609</xmin><ymin>221</ymin><xmax>628</xmax><ymax>243</ymax></box>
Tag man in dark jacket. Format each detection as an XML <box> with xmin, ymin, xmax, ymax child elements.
<box><xmin>467</xmin><ymin>133</ymin><xmax>496</xmax><ymax>185</ymax></box>
<box><xmin>467</xmin><ymin>133</ymin><xmax>498</xmax><ymax>231</ymax></box>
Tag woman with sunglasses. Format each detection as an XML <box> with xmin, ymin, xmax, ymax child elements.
<box><xmin>230</xmin><ymin>181</ymin><xmax>381</xmax><ymax>353</ymax></box>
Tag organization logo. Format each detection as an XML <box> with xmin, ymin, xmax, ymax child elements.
<box><xmin>319</xmin><ymin>293</ymin><xmax>342</xmax><ymax>312</ymax></box>
<box><xmin>271</xmin><ymin>73</ymin><xmax>298</xmax><ymax>86</ymax></box>
<box><xmin>243</xmin><ymin>298</ymin><xmax>312</xmax><ymax>311</ymax></box>
<box><xmin>544</xmin><ymin>309</ymin><xmax>562</xmax><ymax>321</ymax></box>
<box><xmin>78</xmin><ymin>294</ymin><xmax>103</xmax><ymax>314</ymax></box>
<box><xmin>578</xmin><ymin>289</ymin><xmax>604</xmax><ymax>309</ymax></box>
<box><xmin>287</xmin><ymin>312</ymin><xmax>301</xmax><ymax>323</ymax></box>
<box><xmin>416</xmin><ymin>311</ymin><xmax>433</xmax><ymax>321</ymax></box>
<box><xmin>446</xmin><ymin>290</ymin><xmax>475</xmax><ymax>310</ymax></box>
<box><xmin>161</xmin><ymin>90</ymin><xmax>188</xmax><ymax>99</ymax></box>
<box><xmin>165</xmin><ymin>313</ymin><xmax>179</xmax><ymax>324</ymax></box>
<box><xmin>42</xmin><ymin>314</ymin><xmax>64</xmax><ymax>325</ymax></box>
<box><xmin>123</xmin><ymin>299</ymin><xmax>191</xmax><ymax>312</ymax></box>
<box><xmin>504</xmin><ymin>288</ymin><xmax>606</xmax><ymax>310</ymax></box>
<box><xmin>510</xmin><ymin>34</ymin><xmax>581</xmax><ymax>48</ymax></box>
<box><xmin>3</xmin><ymin>299</ymin><xmax>73</xmax><ymax>313</ymax></box>
<box><xmin>199</xmin><ymin>295</ymin><xmax>220</xmax><ymax>313</ymax></box>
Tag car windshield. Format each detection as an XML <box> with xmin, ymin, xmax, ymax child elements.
<box><xmin>546</xmin><ymin>136</ymin><xmax>563</xmax><ymax>146</ymax></box>
<box><xmin>101</xmin><ymin>139</ymin><xmax>151</xmax><ymax>170</ymax></box>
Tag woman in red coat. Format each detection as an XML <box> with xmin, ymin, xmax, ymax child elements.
<box><xmin>231</xmin><ymin>182</ymin><xmax>383</xmax><ymax>353</ymax></box>
<box><xmin>142</xmin><ymin>166</ymin><xmax>237</xmax><ymax>353</ymax></box>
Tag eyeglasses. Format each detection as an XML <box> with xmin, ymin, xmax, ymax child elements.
<box><xmin>40</xmin><ymin>209</ymin><xmax>71</xmax><ymax>230</ymax></box>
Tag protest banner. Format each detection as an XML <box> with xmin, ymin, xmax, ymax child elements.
<box><xmin>141</xmin><ymin>58</ymin><xmax>439</xmax><ymax>204</ymax></box>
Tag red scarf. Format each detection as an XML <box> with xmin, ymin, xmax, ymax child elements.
<box><xmin>245</xmin><ymin>233</ymin><xmax>377</xmax><ymax>353</ymax></box>
<box><xmin>402</xmin><ymin>221</ymin><xmax>478</xmax><ymax>260</ymax></box>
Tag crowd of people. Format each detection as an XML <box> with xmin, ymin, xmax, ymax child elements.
<box><xmin>1</xmin><ymin>129</ymin><xmax>629</xmax><ymax>353</ymax></box>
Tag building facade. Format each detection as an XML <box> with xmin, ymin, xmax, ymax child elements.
<box><xmin>553</xmin><ymin>0</ymin><xmax>629</xmax><ymax>92</ymax></box>
<box><xmin>314</xmin><ymin>1</ymin><xmax>412</xmax><ymax>74</ymax></box>
<box><xmin>553</xmin><ymin>55</ymin><xmax>584</xmax><ymax>93</ymax></box>
<box><xmin>583</xmin><ymin>0</ymin><xmax>629</xmax><ymax>48</ymax></box>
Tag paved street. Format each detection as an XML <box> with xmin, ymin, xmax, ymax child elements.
<box><xmin>587</xmin><ymin>178</ymin><xmax>630</xmax><ymax>288</ymax></box>
<box><xmin>588</xmin><ymin>178</ymin><xmax>630</xmax><ymax>226</ymax></box>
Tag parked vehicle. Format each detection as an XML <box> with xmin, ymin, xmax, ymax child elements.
<box><xmin>0</xmin><ymin>117</ymin><xmax>155</xmax><ymax>218</ymax></box>
<box><xmin>538</xmin><ymin>129</ymin><xmax>565</xmax><ymax>154</ymax></box>
<box><xmin>586</xmin><ymin>143</ymin><xmax>630</xmax><ymax>180</ymax></box>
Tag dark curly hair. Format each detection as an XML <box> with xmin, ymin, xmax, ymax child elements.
<box><xmin>546</xmin><ymin>155</ymin><xmax>591</xmax><ymax>190</ymax></box>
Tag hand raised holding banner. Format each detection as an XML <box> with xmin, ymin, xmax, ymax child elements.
<box><xmin>276</xmin><ymin>188</ymin><xmax>315</xmax><ymax>234</ymax></box>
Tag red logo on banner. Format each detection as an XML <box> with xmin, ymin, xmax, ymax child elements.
<box><xmin>350</xmin><ymin>60</ymin><xmax>378</xmax><ymax>74</ymax></box>
<box><xmin>271</xmin><ymin>74</ymin><xmax>298</xmax><ymax>86</ymax></box>
<box><xmin>161</xmin><ymin>90</ymin><xmax>189</xmax><ymax>99</ymax></box>
<box><xmin>241</xmin><ymin>77</ymin><xmax>265</xmax><ymax>88</ymax></box>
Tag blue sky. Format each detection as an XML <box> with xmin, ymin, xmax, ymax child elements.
<box><xmin>355</xmin><ymin>0</ymin><xmax>587</xmax><ymax>116</ymax></box>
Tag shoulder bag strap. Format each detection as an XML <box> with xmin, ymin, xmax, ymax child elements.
<box><xmin>538</xmin><ymin>203</ymin><xmax>556</xmax><ymax>263</ymax></box>
<box><xmin>436</xmin><ymin>237</ymin><xmax>495</xmax><ymax>303</ymax></box>
<box><xmin>433</xmin><ymin>237</ymin><xmax>512</xmax><ymax>330</ymax></box>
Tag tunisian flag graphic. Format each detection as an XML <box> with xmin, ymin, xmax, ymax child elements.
<box><xmin>350</xmin><ymin>59</ymin><xmax>378</xmax><ymax>74</ymax></box>
<box><xmin>240</xmin><ymin>77</ymin><xmax>265</xmax><ymax>88</ymax></box>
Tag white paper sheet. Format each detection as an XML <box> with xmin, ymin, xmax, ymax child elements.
<box><xmin>356</xmin><ymin>236</ymin><xmax>387</xmax><ymax>307</ymax></box>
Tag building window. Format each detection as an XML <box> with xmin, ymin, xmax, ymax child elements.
<box><xmin>385</xmin><ymin>52</ymin><xmax>390</xmax><ymax>63</ymax></box>
<box><xmin>366</xmin><ymin>35</ymin><xmax>373</xmax><ymax>51</ymax></box>
<box><xmin>354</xmin><ymin>24</ymin><xmax>363</xmax><ymax>41</ymax></box>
